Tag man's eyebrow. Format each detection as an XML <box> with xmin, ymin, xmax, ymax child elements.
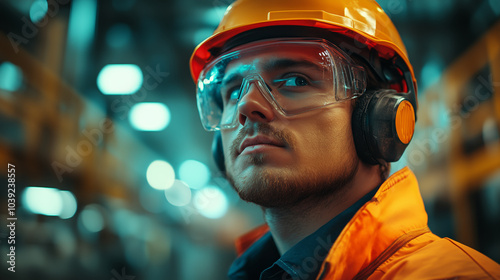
<box><xmin>221</xmin><ymin>72</ymin><xmax>243</xmax><ymax>88</ymax></box>
<box><xmin>221</xmin><ymin>64</ymin><xmax>252</xmax><ymax>87</ymax></box>
<box><xmin>263</xmin><ymin>58</ymin><xmax>325</xmax><ymax>72</ymax></box>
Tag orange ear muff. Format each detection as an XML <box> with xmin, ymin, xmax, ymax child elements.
<box><xmin>352</xmin><ymin>89</ymin><xmax>416</xmax><ymax>165</ymax></box>
<box><xmin>395</xmin><ymin>100</ymin><xmax>415</xmax><ymax>144</ymax></box>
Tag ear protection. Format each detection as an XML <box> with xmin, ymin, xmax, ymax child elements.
<box><xmin>351</xmin><ymin>87</ymin><xmax>416</xmax><ymax>165</ymax></box>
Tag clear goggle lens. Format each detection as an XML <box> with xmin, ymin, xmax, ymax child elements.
<box><xmin>196</xmin><ymin>38</ymin><xmax>366</xmax><ymax>131</ymax></box>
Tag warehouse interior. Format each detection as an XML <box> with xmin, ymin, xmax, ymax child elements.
<box><xmin>0</xmin><ymin>0</ymin><xmax>499</xmax><ymax>279</ymax></box>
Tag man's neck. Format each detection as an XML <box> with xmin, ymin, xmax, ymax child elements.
<box><xmin>263</xmin><ymin>163</ymin><xmax>383</xmax><ymax>255</ymax></box>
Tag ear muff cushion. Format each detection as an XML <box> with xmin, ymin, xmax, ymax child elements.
<box><xmin>352</xmin><ymin>91</ymin><xmax>379</xmax><ymax>165</ymax></box>
<box><xmin>212</xmin><ymin>131</ymin><xmax>226</xmax><ymax>173</ymax></box>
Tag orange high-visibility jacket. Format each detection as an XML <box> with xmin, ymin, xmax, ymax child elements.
<box><xmin>235</xmin><ymin>167</ymin><xmax>500</xmax><ymax>279</ymax></box>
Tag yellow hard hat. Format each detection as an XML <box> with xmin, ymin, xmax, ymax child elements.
<box><xmin>190</xmin><ymin>0</ymin><xmax>417</xmax><ymax>97</ymax></box>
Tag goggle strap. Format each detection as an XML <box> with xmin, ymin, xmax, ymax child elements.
<box><xmin>351</xmin><ymin>65</ymin><xmax>367</xmax><ymax>96</ymax></box>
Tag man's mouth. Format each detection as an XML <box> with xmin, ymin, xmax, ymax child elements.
<box><xmin>238</xmin><ymin>135</ymin><xmax>286</xmax><ymax>155</ymax></box>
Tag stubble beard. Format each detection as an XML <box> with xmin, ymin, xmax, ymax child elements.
<box><xmin>225</xmin><ymin>124</ymin><xmax>360</xmax><ymax>209</ymax></box>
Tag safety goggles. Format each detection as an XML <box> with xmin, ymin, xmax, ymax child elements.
<box><xmin>196</xmin><ymin>38</ymin><xmax>367</xmax><ymax>131</ymax></box>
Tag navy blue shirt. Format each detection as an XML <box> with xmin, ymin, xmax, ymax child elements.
<box><xmin>228</xmin><ymin>186</ymin><xmax>379</xmax><ymax>280</ymax></box>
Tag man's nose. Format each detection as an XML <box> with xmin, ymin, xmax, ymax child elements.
<box><xmin>237</xmin><ymin>81</ymin><xmax>276</xmax><ymax>126</ymax></box>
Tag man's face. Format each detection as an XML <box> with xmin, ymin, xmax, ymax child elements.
<box><xmin>219</xmin><ymin>45</ymin><xmax>360</xmax><ymax>208</ymax></box>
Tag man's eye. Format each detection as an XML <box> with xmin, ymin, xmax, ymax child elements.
<box><xmin>275</xmin><ymin>76</ymin><xmax>310</xmax><ymax>87</ymax></box>
<box><xmin>222</xmin><ymin>86</ymin><xmax>241</xmax><ymax>102</ymax></box>
<box><xmin>229</xmin><ymin>88</ymin><xmax>240</xmax><ymax>99</ymax></box>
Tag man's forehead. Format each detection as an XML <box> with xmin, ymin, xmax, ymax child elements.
<box><xmin>223</xmin><ymin>48</ymin><xmax>325</xmax><ymax>76</ymax></box>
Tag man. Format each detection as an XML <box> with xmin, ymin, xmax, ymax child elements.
<box><xmin>190</xmin><ymin>0</ymin><xmax>500</xmax><ymax>279</ymax></box>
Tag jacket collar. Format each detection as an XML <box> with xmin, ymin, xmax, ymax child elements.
<box><xmin>316</xmin><ymin>167</ymin><xmax>429</xmax><ymax>279</ymax></box>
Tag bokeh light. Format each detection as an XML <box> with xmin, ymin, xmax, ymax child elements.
<box><xmin>23</xmin><ymin>187</ymin><xmax>63</xmax><ymax>216</ymax></box>
<box><xmin>79</xmin><ymin>204</ymin><xmax>105</xmax><ymax>233</ymax></box>
<box><xmin>67</xmin><ymin>0</ymin><xmax>97</xmax><ymax>48</ymax></box>
<box><xmin>0</xmin><ymin>62</ymin><xmax>23</xmax><ymax>92</ymax></box>
<box><xmin>193</xmin><ymin>186</ymin><xmax>229</xmax><ymax>219</ymax></box>
<box><xmin>129</xmin><ymin>102</ymin><xmax>170</xmax><ymax>131</ymax></box>
<box><xmin>147</xmin><ymin>160</ymin><xmax>175</xmax><ymax>190</ymax></box>
<box><xmin>29</xmin><ymin>0</ymin><xmax>48</xmax><ymax>23</ymax></box>
<box><xmin>59</xmin><ymin>190</ymin><xmax>78</xmax><ymax>219</ymax></box>
<box><xmin>164</xmin><ymin>180</ymin><xmax>191</xmax><ymax>206</ymax></box>
<box><xmin>97</xmin><ymin>64</ymin><xmax>143</xmax><ymax>95</ymax></box>
<box><xmin>179</xmin><ymin>160</ymin><xmax>210</xmax><ymax>189</ymax></box>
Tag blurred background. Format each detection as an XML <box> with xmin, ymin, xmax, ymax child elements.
<box><xmin>0</xmin><ymin>0</ymin><xmax>499</xmax><ymax>279</ymax></box>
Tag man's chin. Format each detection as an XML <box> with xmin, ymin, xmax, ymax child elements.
<box><xmin>226</xmin><ymin>160</ymin><xmax>359</xmax><ymax>209</ymax></box>
<box><xmin>226</xmin><ymin>168</ymin><xmax>293</xmax><ymax>207</ymax></box>
<box><xmin>226</xmin><ymin>168</ymin><xmax>317</xmax><ymax>208</ymax></box>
